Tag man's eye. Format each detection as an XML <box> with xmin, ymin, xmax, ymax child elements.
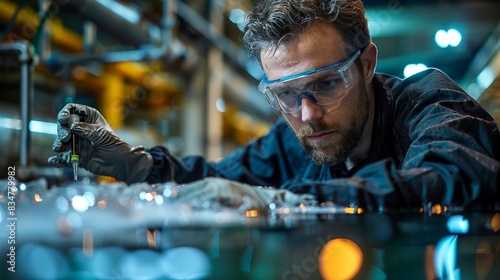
<box><xmin>313</xmin><ymin>79</ymin><xmax>339</xmax><ymax>91</ymax></box>
<box><xmin>276</xmin><ymin>90</ymin><xmax>294</xmax><ymax>98</ymax></box>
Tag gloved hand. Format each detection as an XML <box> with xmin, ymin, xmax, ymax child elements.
<box><xmin>48</xmin><ymin>103</ymin><xmax>153</xmax><ymax>184</ymax></box>
<box><xmin>174</xmin><ymin>177</ymin><xmax>317</xmax><ymax>211</ymax></box>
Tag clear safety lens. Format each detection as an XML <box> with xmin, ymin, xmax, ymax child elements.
<box><xmin>258</xmin><ymin>50</ymin><xmax>360</xmax><ymax>113</ymax></box>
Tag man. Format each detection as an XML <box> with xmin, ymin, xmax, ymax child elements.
<box><xmin>49</xmin><ymin>0</ymin><xmax>500</xmax><ymax>211</ymax></box>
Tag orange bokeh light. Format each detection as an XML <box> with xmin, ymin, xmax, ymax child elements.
<box><xmin>318</xmin><ymin>238</ymin><xmax>363</xmax><ymax>280</ymax></box>
<box><xmin>491</xmin><ymin>213</ymin><xmax>500</xmax><ymax>232</ymax></box>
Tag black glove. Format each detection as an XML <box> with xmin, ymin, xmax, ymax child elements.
<box><xmin>48</xmin><ymin>103</ymin><xmax>153</xmax><ymax>184</ymax></box>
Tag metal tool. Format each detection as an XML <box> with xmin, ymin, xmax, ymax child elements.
<box><xmin>69</xmin><ymin>108</ymin><xmax>86</xmax><ymax>184</ymax></box>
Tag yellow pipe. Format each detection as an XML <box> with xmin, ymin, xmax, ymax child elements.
<box><xmin>0</xmin><ymin>1</ymin><xmax>269</xmax><ymax>145</ymax></box>
<box><xmin>48</xmin><ymin>17</ymin><xmax>83</xmax><ymax>52</ymax></box>
<box><xmin>99</xmin><ymin>70</ymin><xmax>125</xmax><ymax>129</ymax></box>
<box><xmin>0</xmin><ymin>2</ymin><xmax>38</xmax><ymax>40</ymax></box>
<box><xmin>71</xmin><ymin>67</ymin><xmax>105</xmax><ymax>94</ymax></box>
<box><xmin>107</xmin><ymin>63</ymin><xmax>182</xmax><ymax>93</ymax></box>
<box><xmin>0</xmin><ymin>1</ymin><xmax>83</xmax><ymax>52</ymax></box>
<box><xmin>223</xmin><ymin>106</ymin><xmax>269</xmax><ymax>144</ymax></box>
<box><xmin>0</xmin><ymin>1</ymin><xmax>181</xmax><ymax>99</ymax></box>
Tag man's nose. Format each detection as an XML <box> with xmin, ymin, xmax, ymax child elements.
<box><xmin>299</xmin><ymin>97</ymin><xmax>324</xmax><ymax>123</ymax></box>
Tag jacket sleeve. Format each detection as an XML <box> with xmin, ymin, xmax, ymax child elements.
<box><xmin>283</xmin><ymin>70</ymin><xmax>500</xmax><ymax>211</ymax></box>
<box><xmin>145</xmin><ymin>118</ymin><xmax>310</xmax><ymax>186</ymax></box>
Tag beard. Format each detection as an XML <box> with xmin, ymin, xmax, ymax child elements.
<box><xmin>293</xmin><ymin>82</ymin><xmax>370</xmax><ymax>166</ymax></box>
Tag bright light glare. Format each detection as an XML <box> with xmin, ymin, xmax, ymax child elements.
<box><xmin>71</xmin><ymin>195</ymin><xmax>89</xmax><ymax>212</ymax></box>
<box><xmin>477</xmin><ymin>66</ymin><xmax>495</xmax><ymax>90</ymax></box>
<box><xmin>0</xmin><ymin>117</ymin><xmax>21</xmax><ymax>130</ymax></box>
<box><xmin>434</xmin><ymin>235</ymin><xmax>458</xmax><ymax>279</ymax></box>
<box><xmin>0</xmin><ymin>117</ymin><xmax>57</xmax><ymax>135</ymax></box>
<box><xmin>95</xmin><ymin>0</ymin><xmax>140</xmax><ymax>24</ymax></box>
<box><xmin>435</xmin><ymin>30</ymin><xmax>449</xmax><ymax>48</ymax></box>
<box><xmin>155</xmin><ymin>195</ymin><xmax>164</xmax><ymax>205</ymax></box>
<box><xmin>404</xmin><ymin>63</ymin><xmax>428</xmax><ymax>78</ymax></box>
<box><xmin>83</xmin><ymin>191</ymin><xmax>96</xmax><ymax>207</ymax></box>
<box><xmin>435</xmin><ymin>29</ymin><xmax>462</xmax><ymax>48</ymax></box>
<box><xmin>216</xmin><ymin>98</ymin><xmax>226</xmax><ymax>112</ymax></box>
<box><xmin>446</xmin><ymin>215</ymin><xmax>469</xmax><ymax>234</ymax></box>
<box><xmin>30</xmin><ymin>120</ymin><xmax>58</xmax><ymax>134</ymax></box>
<box><xmin>447</xmin><ymin>29</ymin><xmax>462</xmax><ymax>47</ymax></box>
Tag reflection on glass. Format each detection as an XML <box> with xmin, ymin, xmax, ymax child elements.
<box><xmin>33</xmin><ymin>193</ymin><xmax>43</xmax><ymax>203</ymax></box>
<box><xmin>56</xmin><ymin>212</ymin><xmax>83</xmax><ymax>236</ymax></box>
<box><xmin>97</xmin><ymin>198</ymin><xmax>107</xmax><ymax>209</ymax></box>
<box><xmin>491</xmin><ymin>213</ymin><xmax>500</xmax><ymax>232</ymax></box>
<box><xmin>17</xmin><ymin>243</ymin><xmax>69</xmax><ymax>279</ymax></box>
<box><xmin>120</xmin><ymin>249</ymin><xmax>166</xmax><ymax>279</ymax></box>
<box><xmin>344</xmin><ymin>207</ymin><xmax>364</xmax><ymax>214</ymax></box>
<box><xmin>55</xmin><ymin>196</ymin><xmax>69</xmax><ymax>213</ymax></box>
<box><xmin>160</xmin><ymin>247</ymin><xmax>212</xmax><ymax>279</ymax></box>
<box><xmin>434</xmin><ymin>235</ymin><xmax>459</xmax><ymax>279</ymax></box>
<box><xmin>83</xmin><ymin>229</ymin><xmax>94</xmax><ymax>257</ymax></box>
<box><xmin>476</xmin><ymin>240</ymin><xmax>494</xmax><ymax>280</ymax></box>
<box><xmin>147</xmin><ymin>228</ymin><xmax>157</xmax><ymax>249</ymax></box>
<box><xmin>245</xmin><ymin>209</ymin><xmax>259</xmax><ymax>218</ymax></box>
<box><xmin>425</xmin><ymin>245</ymin><xmax>437</xmax><ymax>280</ymax></box>
<box><xmin>90</xmin><ymin>246</ymin><xmax>128</xmax><ymax>279</ymax></box>
<box><xmin>420</xmin><ymin>203</ymin><xmax>447</xmax><ymax>215</ymax></box>
<box><xmin>446</xmin><ymin>215</ymin><xmax>469</xmax><ymax>234</ymax></box>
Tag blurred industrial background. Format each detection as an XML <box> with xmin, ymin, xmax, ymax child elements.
<box><xmin>0</xmin><ymin>0</ymin><xmax>499</xmax><ymax>183</ymax></box>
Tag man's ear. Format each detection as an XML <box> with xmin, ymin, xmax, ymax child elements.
<box><xmin>360</xmin><ymin>42</ymin><xmax>378</xmax><ymax>82</ymax></box>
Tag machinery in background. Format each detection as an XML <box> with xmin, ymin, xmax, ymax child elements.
<box><xmin>0</xmin><ymin>0</ymin><xmax>273</xmax><ymax>184</ymax></box>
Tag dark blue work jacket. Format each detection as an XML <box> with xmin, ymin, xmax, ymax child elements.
<box><xmin>146</xmin><ymin>69</ymin><xmax>500</xmax><ymax>211</ymax></box>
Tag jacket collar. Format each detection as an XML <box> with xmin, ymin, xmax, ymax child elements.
<box><xmin>331</xmin><ymin>74</ymin><xmax>395</xmax><ymax>177</ymax></box>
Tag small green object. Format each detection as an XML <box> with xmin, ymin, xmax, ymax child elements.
<box><xmin>71</xmin><ymin>154</ymin><xmax>79</xmax><ymax>162</ymax></box>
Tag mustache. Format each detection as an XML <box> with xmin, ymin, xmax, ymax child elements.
<box><xmin>296</xmin><ymin>121</ymin><xmax>342</xmax><ymax>137</ymax></box>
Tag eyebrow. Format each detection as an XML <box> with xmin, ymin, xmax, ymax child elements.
<box><xmin>272</xmin><ymin>70</ymin><xmax>337</xmax><ymax>93</ymax></box>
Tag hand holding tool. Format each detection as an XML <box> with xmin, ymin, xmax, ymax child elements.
<box><xmin>69</xmin><ymin>107</ymin><xmax>84</xmax><ymax>184</ymax></box>
<box><xmin>49</xmin><ymin>103</ymin><xmax>153</xmax><ymax>184</ymax></box>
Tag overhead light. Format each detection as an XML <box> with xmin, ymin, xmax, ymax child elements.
<box><xmin>435</xmin><ymin>30</ymin><xmax>449</xmax><ymax>48</ymax></box>
<box><xmin>447</xmin><ymin>29</ymin><xmax>462</xmax><ymax>47</ymax></box>
<box><xmin>95</xmin><ymin>0</ymin><xmax>140</xmax><ymax>24</ymax></box>
<box><xmin>0</xmin><ymin>117</ymin><xmax>57</xmax><ymax>135</ymax></box>
<box><xmin>216</xmin><ymin>98</ymin><xmax>226</xmax><ymax>112</ymax></box>
<box><xmin>229</xmin><ymin>9</ymin><xmax>247</xmax><ymax>31</ymax></box>
<box><xmin>477</xmin><ymin>66</ymin><xmax>495</xmax><ymax>90</ymax></box>
<box><xmin>435</xmin><ymin>29</ymin><xmax>462</xmax><ymax>48</ymax></box>
<box><xmin>404</xmin><ymin>63</ymin><xmax>428</xmax><ymax>78</ymax></box>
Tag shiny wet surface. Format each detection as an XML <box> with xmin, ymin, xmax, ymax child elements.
<box><xmin>1</xmin><ymin>180</ymin><xmax>499</xmax><ymax>279</ymax></box>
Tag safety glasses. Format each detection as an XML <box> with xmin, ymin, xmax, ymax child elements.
<box><xmin>258</xmin><ymin>49</ymin><xmax>361</xmax><ymax>114</ymax></box>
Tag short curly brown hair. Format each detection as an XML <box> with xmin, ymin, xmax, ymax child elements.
<box><xmin>243</xmin><ymin>0</ymin><xmax>370</xmax><ymax>63</ymax></box>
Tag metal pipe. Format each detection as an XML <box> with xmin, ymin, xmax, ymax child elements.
<box><xmin>462</xmin><ymin>22</ymin><xmax>500</xmax><ymax>87</ymax></box>
<box><xmin>61</xmin><ymin>0</ymin><xmax>151</xmax><ymax>48</ymax></box>
<box><xmin>49</xmin><ymin>0</ymin><xmax>175</xmax><ymax>66</ymax></box>
<box><xmin>83</xmin><ymin>21</ymin><xmax>97</xmax><ymax>53</ymax></box>
<box><xmin>0</xmin><ymin>41</ymin><xmax>36</xmax><ymax>168</ymax></box>
<box><xmin>175</xmin><ymin>2</ymin><xmax>273</xmax><ymax>119</ymax></box>
<box><xmin>37</xmin><ymin>0</ymin><xmax>51</xmax><ymax>62</ymax></box>
<box><xmin>176</xmin><ymin>1</ymin><xmax>248</xmax><ymax>70</ymax></box>
<box><xmin>161</xmin><ymin>0</ymin><xmax>175</xmax><ymax>48</ymax></box>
